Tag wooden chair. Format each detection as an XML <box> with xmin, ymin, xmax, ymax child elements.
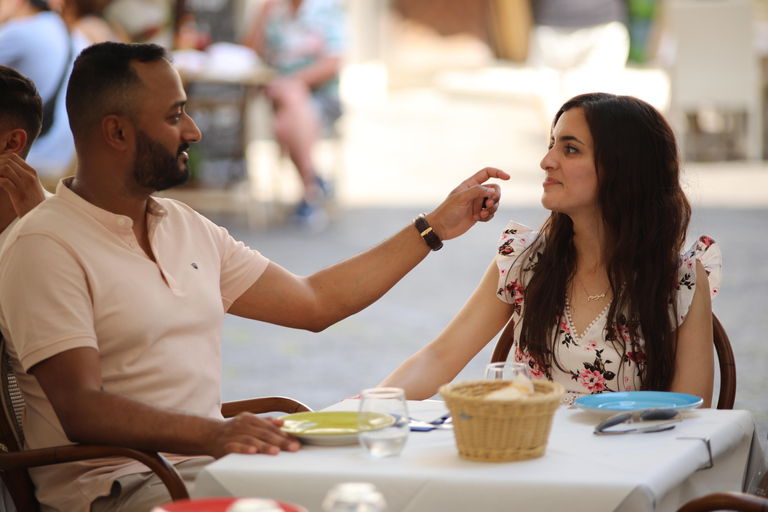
<box><xmin>0</xmin><ymin>336</ymin><xmax>311</xmax><ymax>512</ymax></box>
<box><xmin>677</xmin><ymin>465</ymin><xmax>768</xmax><ymax>511</ymax></box>
<box><xmin>491</xmin><ymin>312</ymin><xmax>736</xmax><ymax>409</ymax></box>
<box><xmin>677</xmin><ymin>492</ymin><xmax>768</xmax><ymax>512</ymax></box>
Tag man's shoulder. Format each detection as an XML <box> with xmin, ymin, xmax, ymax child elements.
<box><xmin>9</xmin><ymin>196</ymin><xmax>76</xmax><ymax>237</ymax></box>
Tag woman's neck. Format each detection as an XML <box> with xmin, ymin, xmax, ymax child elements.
<box><xmin>571</xmin><ymin>214</ymin><xmax>606</xmax><ymax>272</ymax></box>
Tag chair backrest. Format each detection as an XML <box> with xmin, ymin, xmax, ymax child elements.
<box><xmin>0</xmin><ymin>335</ymin><xmax>41</xmax><ymax>512</ymax></box>
<box><xmin>677</xmin><ymin>491</ymin><xmax>768</xmax><ymax>512</ymax></box>
<box><xmin>712</xmin><ymin>314</ymin><xmax>736</xmax><ymax>410</ymax></box>
<box><xmin>491</xmin><ymin>313</ymin><xmax>736</xmax><ymax>409</ymax></box>
<box><xmin>666</xmin><ymin>0</ymin><xmax>762</xmax><ymax>160</ymax></box>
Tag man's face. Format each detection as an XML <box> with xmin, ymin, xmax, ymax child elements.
<box><xmin>128</xmin><ymin>59</ymin><xmax>201</xmax><ymax>193</ymax></box>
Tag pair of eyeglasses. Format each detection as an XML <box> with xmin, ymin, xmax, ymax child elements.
<box><xmin>594</xmin><ymin>408</ymin><xmax>681</xmax><ymax>435</ymax></box>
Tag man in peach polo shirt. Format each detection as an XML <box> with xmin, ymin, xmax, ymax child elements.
<box><xmin>0</xmin><ymin>42</ymin><xmax>509</xmax><ymax>512</ymax></box>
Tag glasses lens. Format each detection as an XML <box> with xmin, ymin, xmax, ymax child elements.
<box><xmin>639</xmin><ymin>409</ymin><xmax>679</xmax><ymax>421</ymax></box>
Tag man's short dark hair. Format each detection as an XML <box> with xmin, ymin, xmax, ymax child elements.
<box><xmin>0</xmin><ymin>66</ymin><xmax>44</xmax><ymax>158</ymax></box>
<box><xmin>66</xmin><ymin>42</ymin><xmax>169</xmax><ymax>139</ymax></box>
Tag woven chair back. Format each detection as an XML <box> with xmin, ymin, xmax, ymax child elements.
<box><xmin>0</xmin><ymin>335</ymin><xmax>41</xmax><ymax>512</ymax></box>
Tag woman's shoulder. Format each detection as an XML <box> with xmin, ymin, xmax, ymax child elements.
<box><xmin>495</xmin><ymin>222</ymin><xmax>541</xmax><ymax>306</ymax></box>
<box><xmin>673</xmin><ymin>235</ymin><xmax>722</xmax><ymax>324</ymax></box>
<box><xmin>497</xmin><ymin>221</ymin><xmax>537</xmax><ymax>258</ymax></box>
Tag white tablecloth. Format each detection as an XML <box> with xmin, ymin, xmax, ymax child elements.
<box><xmin>193</xmin><ymin>400</ymin><xmax>756</xmax><ymax>512</ymax></box>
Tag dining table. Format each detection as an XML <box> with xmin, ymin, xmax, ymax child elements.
<box><xmin>192</xmin><ymin>399</ymin><xmax>759</xmax><ymax>512</ymax></box>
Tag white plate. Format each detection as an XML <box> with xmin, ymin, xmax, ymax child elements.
<box><xmin>573</xmin><ymin>391</ymin><xmax>703</xmax><ymax>415</ymax></box>
<box><xmin>281</xmin><ymin>411</ymin><xmax>394</xmax><ymax>446</ymax></box>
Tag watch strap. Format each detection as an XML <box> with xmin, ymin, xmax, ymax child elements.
<box><xmin>412</xmin><ymin>213</ymin><xmax>443</xmax><ymax>251</ymax></box>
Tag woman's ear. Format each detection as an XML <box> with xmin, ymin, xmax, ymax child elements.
<box><xmin>0</xmin><ymin>128</ymin><xmax>29</xmax><ymax>156</ymax></box>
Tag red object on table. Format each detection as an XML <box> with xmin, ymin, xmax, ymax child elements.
<box><xmin>153</xmin><ymin>497</ymin><xmax>308</xmax><ymax>512</ymax></box>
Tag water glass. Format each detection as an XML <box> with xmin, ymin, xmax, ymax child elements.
<box><xmin>358</xmin><ymin>387</ymin><xmax>409</xmax><ymax>457</ymax></box>
<box><xmin>322</xmin><ymin>482</ymin><xmax>387</xmax><ymax>512</ymax></box>
<box><xmin>484</xmin><ymin>362</ymin><xmax>532</xmax><ymax>381</ymax></box>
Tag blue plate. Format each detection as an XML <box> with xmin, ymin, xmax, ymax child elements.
<box><xmin>573</xmin><ymin>391</ymin><xmax>704</xmax><ymax>413</ymax></box>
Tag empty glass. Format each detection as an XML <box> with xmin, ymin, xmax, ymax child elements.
<box><xmin>358</xmin><ymin>387</ymin><xmax>409</xmax><ymax>457</ymax></box>
<box><xmin>484</xmin><ymin>362</ymin><xmax>532</xmax><ymax>381</ymax></box>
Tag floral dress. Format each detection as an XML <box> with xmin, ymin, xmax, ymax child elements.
<box><xmin>495</xmin><ymin>222</ymin><xmax>722</xmax><ymax>405</ymax></box>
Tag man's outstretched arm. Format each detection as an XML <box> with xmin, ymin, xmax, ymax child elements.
<box><xmin>229</xmin><ymin>168</ymin><xmax>510</xmax><ymax>331</ymax></box>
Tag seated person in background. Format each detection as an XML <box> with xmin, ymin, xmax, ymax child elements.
<box><xmin>242</xmin><ymin>0</ymin><xmax>346</xmax><ymax>226</ymax></box>
<box><xmin>0</xmin><ymin>65</ymin><xmax>48</xmax><ymax>246</ymax></box>
<box><xmin>0</xmin><ymin>0</ymin><xmax>85</xmax><ymax>183</ymax></box>
<box><xmin>380</xmin><ymin>93</ymin><xmax>721</xmax><ymax>407</ymax></box>
<box><xmin>49</xmin><ymin>0</ymin><xmax>130</xmax><ymax>44</ymax></box>
<box><xmin>0</xmin><ymin>41</ymin><xmax>508</xmax><ymax>512</ymax></box>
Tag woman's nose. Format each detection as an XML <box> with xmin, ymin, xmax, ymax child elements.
<box><xmin>540</xmin><ymin>148</ymin><xmax>556</xmax><ymax>171</ymax></box>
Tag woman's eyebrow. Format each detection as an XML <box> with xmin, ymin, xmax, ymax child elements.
<box><xmin>557</xmin><ymin>135</ymin><xmax>585</xmax><ymax>145</ymax></box>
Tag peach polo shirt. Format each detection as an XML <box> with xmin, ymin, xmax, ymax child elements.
<box><xmin>0</xmin><ymin>178</ymin><xmax>269</xmax><ymax>512</ymax></box>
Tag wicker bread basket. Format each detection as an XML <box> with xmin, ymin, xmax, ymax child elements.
<box><xmin>439</xmin><ymin>379</ymin><xmax>564</xmax><ymax>462</ymax></box>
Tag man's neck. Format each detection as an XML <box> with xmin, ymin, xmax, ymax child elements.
<box><xmin>69</xmin><ymin>174</ymin><xmax>150</xmax><ymax>226</ymax></box>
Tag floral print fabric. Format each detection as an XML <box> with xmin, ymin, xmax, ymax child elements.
<box><xmin>495</xmin><ymin>222</ymin><xmax>722</xmax><ymax>405</ymax></box>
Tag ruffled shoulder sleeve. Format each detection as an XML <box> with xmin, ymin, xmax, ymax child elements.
<box><xmin>495</xmin><ymin>222</ymin><xmax>539</xmax><ymax>306</ymax></box>
<box><xmin>673</xmin><ymin>235</ymin><xmax>722</xmax><ymax>326</ymax></box>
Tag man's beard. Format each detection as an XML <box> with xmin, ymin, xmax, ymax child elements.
<box><xmin>131</xmin><ymin>130</ymin><xmax>190</xmax><ymax>192</ymax></box>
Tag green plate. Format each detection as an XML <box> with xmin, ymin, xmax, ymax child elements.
<box><xmin>281</xmin><ymin>411</ymin><xmax>395</xmax><ymax>446</ymax></box>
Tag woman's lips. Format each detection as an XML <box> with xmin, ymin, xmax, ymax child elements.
<box><xmin>543</xmin><ymin>177</ymin><xmax>561</xmax><ymax>187</ymax></box>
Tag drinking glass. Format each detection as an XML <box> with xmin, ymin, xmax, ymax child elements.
<box><xmin>322</xmin><ymin>482</ymin><xmax>387</xmax><ymax>512</ymax></box>
<box><xmin>358</xmin><ymin>387</ymin><xmax>409</xmax><ymax>457</ymax></box>
<box><xmin>484</xmin><ymin>362</ymin><xmax>532</xmax><ymax>381</ymax></box>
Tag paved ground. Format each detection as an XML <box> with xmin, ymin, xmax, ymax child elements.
<box><xmin>202</xmin><ymin>85</ymin><xmax>768</xmax><ymax>449</ymax></box>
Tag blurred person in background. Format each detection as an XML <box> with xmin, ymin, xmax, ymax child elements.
<box><xmin>528</xmin><ymin>0</ymin><xmax>630</xmax><ymax>117</ymax></box>
<box><xmin>0</xmin><ymin>0</ymin><xmax>87</xmax><ymax>186</ymax></box>
<box><xmin>242</xmin><ymin>0</ymin><xmax>346</xmax><ymax>228</ymax></box>
<box><xmin>49</xmin><ymin>0</ymin><xmax>129</xmax><ymax>43</ymax></box>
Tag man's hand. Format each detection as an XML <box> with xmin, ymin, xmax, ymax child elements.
<box><xmin>205</xmin><ymin>413</ymin><xmax>300</xmax><ymax>458</ymax></box>
<box><xmin>427</xmin><ymin>167</ymin><xmax>510</xmax><ymax>242</ymax></box>
<box><xmin>0</xmin><ymin>153</ymin><xmax>46</xmax><ymax>218</ymax></box>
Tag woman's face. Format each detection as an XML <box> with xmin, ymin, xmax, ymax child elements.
<box><xmin>540</xmin><ymin>107</ymin><xmax>599</xmax><ymax>219</ymax></box>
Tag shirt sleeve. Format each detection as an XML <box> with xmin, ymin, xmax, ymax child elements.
<box><xmin>0</xmin><ymin>234</ymin><xmax>98</xmax><ymax>372</ymax></box>
<box><xmin>190</xmin><ymin>211</ymin><xmax>270</xmax><ymax>310</ymax></box>
<box><xmin>672</xmin><ymin>235</ymin><xmax>722</xmax><ymax>326</ymax></box>
<box><xmin>494</xmin><ymin>222</ymin><xmax>538</xmax><ymax>307</ymax></box>
<box><xmin>0</xmin><ymin>25</ymin><xmax>23</xmax><ymax>68</ymax></box>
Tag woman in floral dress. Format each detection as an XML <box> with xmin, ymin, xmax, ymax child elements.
<box><xmin>381</xmin><ymin>92</ymin><xmax>721</xmax><ymax>407</ymax></box>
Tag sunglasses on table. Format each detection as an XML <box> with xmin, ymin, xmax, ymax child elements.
<box><xmin>594</xmin><ymin>408</ymin><xmax>682</xmax><ymax>435</ymax></box>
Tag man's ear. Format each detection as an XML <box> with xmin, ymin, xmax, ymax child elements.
<box><xmin>101</xmin><ymin>114</ymin><xmax>134</xmax><ymax>151</ymax></box>
<box><xmin>1</xmin><ymin>129</ymin><xmax>29</xmax><ymax>155</ymax></box>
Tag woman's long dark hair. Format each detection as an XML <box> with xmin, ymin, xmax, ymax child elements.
<box><xmin>518</xmin><ymin>93</ymin><xmax>691</xmax><ymax>392</ymax></box>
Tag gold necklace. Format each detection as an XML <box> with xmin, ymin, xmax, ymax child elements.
<box><xmin>576</xmin><ymin>273</ymin><xmax>609</xmax><ymax>302</ymax></box>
